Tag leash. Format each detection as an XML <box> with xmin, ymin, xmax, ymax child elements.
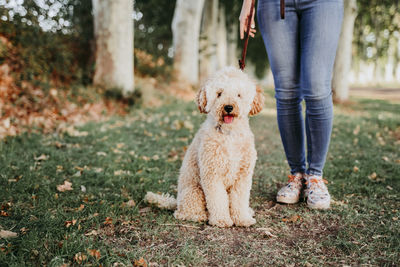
<box><xmin>239</xmin><ymin>0</ymin><xmax>284</xmax><ymax>70</ymax></box>
<box><xmin>238</xmin><ymin>0</ymin><xmax>255</xmax><ymax>70</ymax></box>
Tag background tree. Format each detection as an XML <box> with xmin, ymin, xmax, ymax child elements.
<box><xmin>332</xmin><ymin>0</ymin><xmax>358</xmax><ymax>102</ymax></box>
<box><xmin>171</xmin><ymin>0</ymin><xmax>205</xmax><ymax>86</ymax></box>
<box><xmin>92</xmin><ymin>0</ymin><xmax>134</xmax><ymax>95</ymax></box>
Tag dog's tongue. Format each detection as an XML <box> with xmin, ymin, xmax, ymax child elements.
<box><xmin>223</xmin><ymin>115</ymin><xmax>234</xmax><ymax>124</ymax></box>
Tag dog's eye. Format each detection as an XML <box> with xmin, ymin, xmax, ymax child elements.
<box><xmin>217</xmin><ymin>92</ymin><xmax>222</xmax><ymax>98</ymax></box>
<box><xmin>238</xmin><ymin>94</ymin><xmax>241</xmax><ymax>98</ymax></box>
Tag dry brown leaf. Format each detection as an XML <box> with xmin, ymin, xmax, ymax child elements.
<box><xmin>65</xmin><ymin>219</ymin><xmax>77</xmax><ymax>228</ymax></box>
<box><xmin>34</xmin><ymin>154</ymin><xmax>49</xmax><ymax>161</ymax></box>
<box><xmin>57</xmin><ymin>181</ymin><xmax>73</xmax><ymax>192</ymax></box>
<box><xmin>74</xmin><ymin>252</ymin><xmax>87</xmax><ymax>264</ymax></box>
<box><xmin>0</xmin><ymin>230</ymin><xmax>17</xmax><ymax>239</ymax></box>
<box><xmin>256</xmin><ymin>227</ymin><xmax>277</xmax><ymax>238</ymax></box>
<box><xmin>368</xmin><ymin>172</ymin><xmax>377</xmax><ymax>180</ymax></box>
<box><xmin>134</xmin><ymin>258</ymin><xmax>148</xmax><ymax>267</ymax></box>
<box><xmin>104</xmin><ymin>217</ymin><xmax>113</xmax><ymax>225</ymax></box>
<box><xmin>282</xmin><ymin>215</ymin><xmax>301</xmax><ymax>223</ymax></box>
<box><xmin>87</xmin><ymin>249</ymin><xmax>101</xmax><ymax>259</ymax></box>
<box><xmin>84</xmin><ymin>230</ymin><xmax>98</xmax><ymax>236</ymax></box>
<box><xmin>0</xmin><ymin>211</ymin><xmax>9</xmax><ymax>217</ymax></box>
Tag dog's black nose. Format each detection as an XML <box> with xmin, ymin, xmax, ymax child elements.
<box><xmin>224</xmin><ymin>105</ymin><xmax>233</xmax><ymax>113</ymax></box>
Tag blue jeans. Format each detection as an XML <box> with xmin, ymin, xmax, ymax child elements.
<box><xmin>257</xmin><ymin>0</ymin><xmax>343</xmax><ymax>176</ymax></box>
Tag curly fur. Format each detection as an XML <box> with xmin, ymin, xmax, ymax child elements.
<box><xmin>146</xmin><ymin>66</ymin><xmax>264</xmax><ymax>227</ymax></box>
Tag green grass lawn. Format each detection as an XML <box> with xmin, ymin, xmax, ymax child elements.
<box><xmin>1</xmin><ymin>91</ymin><xmax>399</xmax><ymax>266</ymax></box>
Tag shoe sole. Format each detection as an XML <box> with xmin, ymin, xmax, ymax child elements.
<box><xmin>307</xmin><ymin>201</ymin><xmax>330</xmax><ymax>210</ymax></box>
<box><xmin>276</xmin><ymin>195</ymin><xmax>300</xmax><ymax>204</ymax></box>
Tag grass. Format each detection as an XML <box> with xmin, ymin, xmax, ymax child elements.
<box><xmin>1</xmin><ymin>91</ymin><xmax>399</xmax><ymax>266</ymax></box>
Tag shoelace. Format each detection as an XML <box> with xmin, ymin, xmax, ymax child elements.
<box><xmin>305</xmin><ymin>178</ymin><xmax>328</xmax><ymax>189</ymax></box>
<box><xmin>287</xmin><ymin>174</ymin><xmax>303</xmax><ymax>189</ymax></box>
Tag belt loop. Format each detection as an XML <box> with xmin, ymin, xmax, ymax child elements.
<box><xmin>280</xmin><ymin>0</ymin><xmax>285</xmax><ymax>19</ymax></box>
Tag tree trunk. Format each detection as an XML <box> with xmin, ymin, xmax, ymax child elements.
<box><xmin>172</xmin><ymin>0</ymin><xmax>205</xmax><ymax>86</ymax></box>
<box><xmin>332</xmin><ymin>0</ymin><xmax>357</xmax><ymax>102</ymax></box>
<box><xmin>92</xmin><ymin>0</ymin><xmax>134</xmax><ymax>95</ymax></box>
<box><xmin>227</xmin><ymin>23</ymin><xmax>238</xmax><ymax>66</ymax></box>
<box><xmin>216</xmin><ymin>5</ymin><xmax>228</xmax><ymax>70</ymax></box>
<box><xmin>199</xmin><ymin>0</ymin><xmax>218</xmax><ymax>82</ymax></box>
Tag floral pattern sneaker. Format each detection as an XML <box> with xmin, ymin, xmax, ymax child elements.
<box><xmin>305</xmin><ymin>174</ymin><xmax>331</xmax><ymax>209</ymax></box>
<box><xmin>276</xmin><ymin>173</ymin><xmax>304</xmax><ymax>204</ymax></box>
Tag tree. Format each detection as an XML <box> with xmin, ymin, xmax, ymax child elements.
<box><xmin>92</xmin><ymin>0</ymin><xmax>134</xmax><ymax>95</ymax></box>
<box><xmin>199</xmin><ymin>0</ymin><xmax>218</xmax><ymax>82</ymax></box>
<box><xmin>172</xmin><ymin>0</ymin><xmax>205</xmax><ymax>85</ymax></box>
<box><xmin>332</xmin><ymin>0</ymin><xmax>358</xmax><ymax>102</ymax></box>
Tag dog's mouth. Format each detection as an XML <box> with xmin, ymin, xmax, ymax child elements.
<box><xmin>222</xmin><ymin>114</ymin><xmax>236</xmax><ymax>124</ymax></box>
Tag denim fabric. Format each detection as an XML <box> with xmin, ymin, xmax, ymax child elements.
<box><xmin>257</xmin><ymin>0</ymin><xmax>343</xmax><ymax>176</ymax></box>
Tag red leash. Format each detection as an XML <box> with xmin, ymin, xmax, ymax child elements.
<box><xmin>239</xmin><ymin>0</ymin><xmax>284</xmax><ymax>70</ymax></box>
<box><xmin>238</xmin><ymin>0</ymin><xmax>255</xmax><ymax>70</ymax></box>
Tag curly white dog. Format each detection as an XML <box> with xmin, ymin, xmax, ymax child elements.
<box><xmin>146</xmin><ymin>66</ymin><xmax>264</xmax><ymax>227</ymax></box>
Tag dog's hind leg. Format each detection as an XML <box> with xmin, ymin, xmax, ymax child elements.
<box><xmin>174</xmin><ymin>185</ymin><xmax>207</xmax><ymax>222</ymax></box>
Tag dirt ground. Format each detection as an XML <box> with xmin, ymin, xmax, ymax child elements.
<box><xmin>350</xmin><ymin>87</ymin><xmax>400</xmax><ymax>102</ymax></box>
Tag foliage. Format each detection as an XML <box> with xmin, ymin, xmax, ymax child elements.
<box><xmin>354</xmin><ymin>0</ymin><xmax>400</xmax><ymax>62</ymax></box>
<box><xmin>0</xmin><ymin>0</ymin><xmax>93</xmax><ymax>85</ymax></box>
<box><xmin>0</xmin><ymin>93</ymin><xmax>399</xmax><ymax>265</ymax></box>
<box><xmin>134</xmin><ymin>0</ymin><xmax>176</xmax><ymax>64</ymax></box>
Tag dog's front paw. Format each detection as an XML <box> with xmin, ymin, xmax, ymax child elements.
<box><xmin>233</xmin><ymin>216</ymin><xmax>256</xmax><ymax>227</ymax></box>
<box><xmin>208</xmin><ymin>216</ymin><xmax>233</xmax><ymax>227</ymax></box>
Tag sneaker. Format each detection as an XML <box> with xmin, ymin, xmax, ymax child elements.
<box><xmin>276</xmin><ymin>173</ymin><xmax>304</xmax><ymax>204</ymax></box>
<box><xmin>305</xmin><ymin>174</ymin><xmax>331</xmax><ymax>209</ymax></box>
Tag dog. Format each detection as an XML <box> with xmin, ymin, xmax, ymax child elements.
<box><xmin>145</xmin><ymin>66</ymin><xmax>264</xmax><ymax>227</ymax></box>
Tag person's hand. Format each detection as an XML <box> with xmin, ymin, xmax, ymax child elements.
<box><xmin>239</xmin><ymin>0</ymin><xmax>256</xmax><ymax>39</ymax></box>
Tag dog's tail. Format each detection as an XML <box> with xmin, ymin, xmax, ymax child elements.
<box><xmin>144</xmin><ymin>192</ymin><xmax>177</xmax><ymax>210</ymax></box>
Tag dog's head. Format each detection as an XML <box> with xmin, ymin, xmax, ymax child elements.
<box><xmin>196</xmin><ymin>66</ymin><xmax>264</xmax><ymax>124</ymax></box>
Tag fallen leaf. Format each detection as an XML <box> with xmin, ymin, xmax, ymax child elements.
<box><xmin>34</xmin><ymin>154</ymin><xmax>49</xmax><ymax>161</ymax></box>
<box><xmin>65</xmin><ymin>219</ymin><xmax>77</xmax><ymax>228</ymax></box>
<box><xmin>353</xmin><ymin>166</ymin><xmax>359</xmax><ymax>172</ymax></box>
<box><xmin>0</xmin><ymin>230</ymin><xmax>17</xmax><ymax>239</ymax></box>
<box><xmin>125</xmin><ymin>200</ymin><xmax>136</xmax><ymax>207</ymax></box>
<box><xmin>0</xmin><ymin>211</ymin><xmax>9</xmax><ymax>217</ymax></box>
<box><xmin>368</xmin><ymin>172</ymin><xmax>377</xmax><ymax>180</ymax></box>
<box><xmin>114</xmin><ymin>170</ymin><xmax>131</xmax><ymax>176</ymax></box>
<box><xmin>353</xmin><ymin>125</ymin><xmax>360</xmax><ymax>135</ymax></box>
<box><xmin>85</xmin><ymin>230</ymin><xmax>98</xmax><ymax>236</ymax></box>
<box><xmin>183</xmin><ymin>120</ymin><xmax>194</xmax><ymax>130</ymax></box>
<box><xmin>57</xmin><ymin>181</ymin><xmax>73</xmax><ymax>192</ymax></box>
<box><xmin>56</xmin><ymin>165</ymin><xmax>63</xmax><ymax>172</ymax></box>
<box><xmin>80</xmin><ymin>185</ymin><xmax>87</xmax><ymax>192</ymax></box>
<box><xmin>256</xmin><ymin>227</ymin><xmax>277</xmax><ymax>238</ymax></box>
<box><xmin>282</xmin><ymin>215</ymin><xmax>301</xmax><ymax>223</ymax></box>
<box><xmin>87</xmin><ymin>249</ymin><xmax>101</xmax><ymax>259</ymax></box>
<box><xmin>93</xmin><ymin>167</ymin><xmax>103</xmax><ymax>173</ymax></box>
<box><xmin>134</xmin><ymin>257</ymin><xmax>148</xmax><ymax>267</ymax></box>
<box><xmin>104</xmin><ymin>217</ymin><xmax>113</xmax><ymax>225</ymax></box>
<box><xmin>74</xmin><ymin>252</ymin><xmax>87</xmax><ymax>264</ymax></box>
<box><xmin>73</xmin><ymin>170</ymin><xmax>82</xmax><ymax>177</ymax></box>
<box><xmin>382</xmin><ymin>156</ymin><xmax>389</xmax><ymax>162</ymax></box>
<box><xmin>96</xmin><ymin>151</ymin><xmax>107</xmax><ymax>156</ymax></box>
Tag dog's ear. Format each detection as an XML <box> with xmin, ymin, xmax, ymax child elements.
<box><xmin>249</xmin><ymin>86</ymin><xmax>264</xmax><ymax>116</ymax></box>
<box><xmin>196</xmin><ymin>86</ymin><xmax>208</xmax><ymax>113</ymax></box>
